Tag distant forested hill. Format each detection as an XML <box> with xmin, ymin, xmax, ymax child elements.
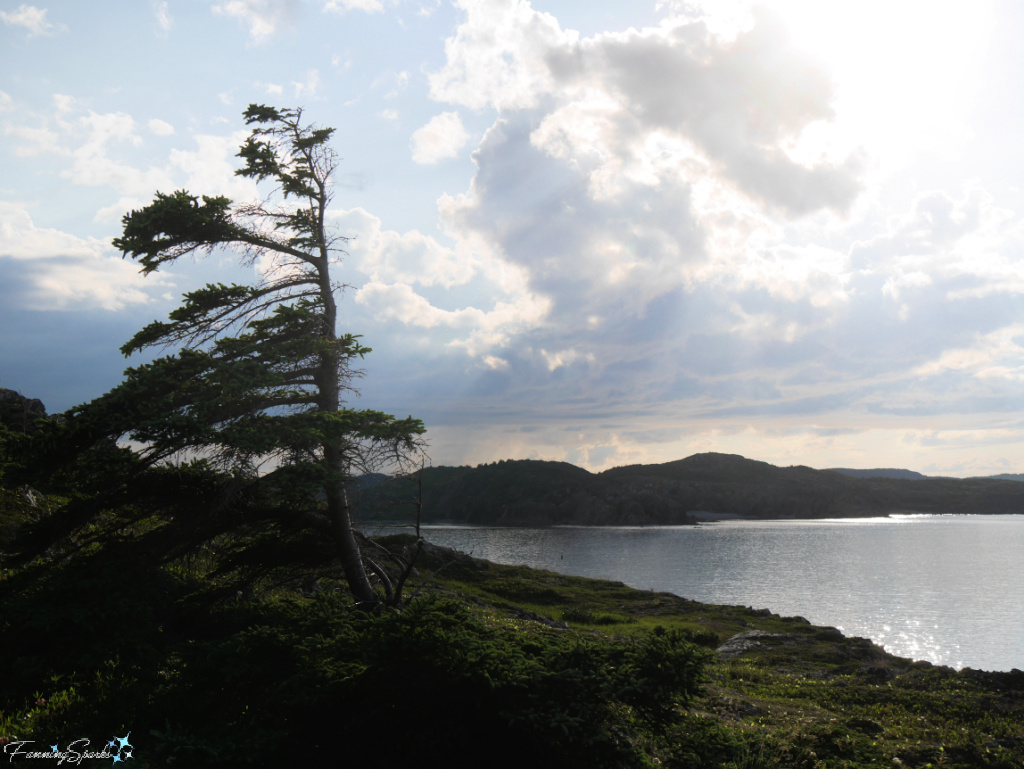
<box><xmin>357</xmin><ymin>453</ymin><xmax>1024</xmax><ymax>526</ymax></box>
<box><xmin>827</xmin><ymin>468</ymin><xmax>928</xmax><ymax>480</ymax></box>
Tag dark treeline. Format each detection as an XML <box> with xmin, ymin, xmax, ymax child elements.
<box><xmin>358</xmin><ymin>453</ymin><xmax>1024</xmax><ymax>526</ymax></box>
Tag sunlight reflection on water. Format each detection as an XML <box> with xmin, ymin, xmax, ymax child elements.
<box><xmin>370</xmin><ymin>515</ymin><xmax>1024</xmax><ymax>672</ymax></box>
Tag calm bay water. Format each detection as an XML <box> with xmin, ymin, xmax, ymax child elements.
<box><xmin>380</xmin><ymin>515</ymin><xmax>1024</xmax><ymax>672</ymax></box>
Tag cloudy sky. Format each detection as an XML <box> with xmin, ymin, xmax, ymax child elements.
<box><xmin>2</xmin><ymin>0</ymin><xmax>1024</xmax><ymax>476</ymax></box>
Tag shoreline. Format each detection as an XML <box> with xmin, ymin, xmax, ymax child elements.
<box><xmin>366</xmin><ymin>519</ymin><xmax>1024</xmax><ymax>672</ymax></box>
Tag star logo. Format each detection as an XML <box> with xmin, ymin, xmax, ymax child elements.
<box><xmin>109</xmin><ymin>732</ymin><xmax>133</xmax><ymax>764</ymax></box>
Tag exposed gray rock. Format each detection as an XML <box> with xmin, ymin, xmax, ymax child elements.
<box><xmin>21</xmin><ymin>486</ymin><xmax>44</xmax><ymax>507</ymax></box>
<box><xmin>0</xmin><ymin>388</ymin><xmax>47</xmax><ymax>434</ymax></box>
<box><xmin>716</xmin><ymin>630</ymin><xmax>803</xmax><ymax>657</ymax></box>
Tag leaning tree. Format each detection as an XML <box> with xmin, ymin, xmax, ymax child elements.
<box><xmin>100</xmin><ymin>104</ymin><xmax>424</xmax><ymax>606</ymax></box>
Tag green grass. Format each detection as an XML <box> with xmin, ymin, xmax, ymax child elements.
<box><xmin>411</xmin><ymin>543</ymin><xmax>1024</xmax><ymax>768</ymax></box>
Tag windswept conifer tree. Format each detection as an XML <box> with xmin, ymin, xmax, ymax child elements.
<box><xmin>102</xmin><ymin>105</ymin><xmax>424</xmax><ymax>605</ymax></box>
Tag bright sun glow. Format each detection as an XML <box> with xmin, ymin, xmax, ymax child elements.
<box><xmin>697</xmin><ymin>1</ymin><xmax>994</xmax><ymax>168</ymax></box>
<box><xmin>784</xmin><ymin>0</ymin><xmax>990</xmax><ymax>155</ymax></box>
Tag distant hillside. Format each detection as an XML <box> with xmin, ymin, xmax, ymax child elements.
<box><xmin>985</xmin><ymin>473</ymin><xmax>1024</xmax><ymax>482</ymax></box>
<box><xmin>357</xmin><ymin>452</ymin><xmax>1024</xmax><ymax>526</ymax></box>
<box><xmin>827</xmin><ymin>468</ymin><xmax>928</xmax><ymax>480</ymax></box>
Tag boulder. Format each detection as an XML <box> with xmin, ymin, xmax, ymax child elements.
<box><xmin>716</xmin><ymin>629</ymin><xmax>803</xmax><ymax>657</ymax></box>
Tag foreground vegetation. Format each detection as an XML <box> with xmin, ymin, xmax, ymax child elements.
<box><xmin>2</xmin><ymin>444</ymin><xmax>1022</xmax><ymax>768</ymax></box>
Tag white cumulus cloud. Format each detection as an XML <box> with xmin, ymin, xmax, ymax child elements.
<box><xmin>1</xmin><ymin>4</ymin><xmax>56</xmax><ymax>37</ymax></box>
<box><xmin>0</xmin><ymin>203</ymin><xmax>168</xmax><ymax>310</ymax></box>
<box><xmin>411</xmin><ymin>111</ymin><xmax>469</xmax><ymax>164</ymax></box>
<box><xmin>429</xmin><ymin>0</ymin><xmax>572</xmax><ymax>111</ymax></box>
<box><xmin>148</xmin><ymin>118</ymin><xmax>175</xmax><ymax>136</ymax></box>
<box><xmin>213</xmin><ymin>0</ymin><xmax>296</xmax><ymax>44</ymax></box>
<box><xmin>324</xmin><ymin>0</ymin><xmax>385</xmax><ymax>13</ymax></box>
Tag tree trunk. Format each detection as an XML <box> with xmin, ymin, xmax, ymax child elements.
<box><xmin>317</xmin><ymin>223</ymin><xmax>378</xmax><ymax>606</ymax></box>
<box><xmin>324</xmin><ymin>452</ymin><xmax>378</xmax><ymax>606</ymax></box>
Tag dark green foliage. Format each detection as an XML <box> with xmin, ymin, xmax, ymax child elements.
<box><xmin>561</xmin><ymin>606</ymin><xmax>596</xmax><ymax>623</ymax></box>
<box><xmin>223</xmin><ymin>601</ymin><xmax>702</xmax><ymax>766</ymax></box>
<box><xmin>562</xmin><ymin>605</ymin><xmax>639</xmax><ymax>625</ymax></box>
<box><xmin>113</xmin><ymin>191</ymin><xmax>236</xmax><ymax>274</ymax></box>
<box><xmin>679</xmin><ymin>627</ymin><xmax>720</xmax><ymax>648</ymax></box>
<box><xmin>488</xmin><ymin>577</ymin><xmax>569</xmax><ymax>605</ymax></box>
<box><xmin>120</xmin><ymin>283</ymin><xmax>263</xmax><ymax>355</ymax></box>
<box><xmin>236</xmin><ymin>104</ymin><xmax>335</xmax><ymax>204</ymax></box>
<box><xmin>663</xmin><ymin>714</ymin><xmax>753</xmax><ymax>768</ymax></box>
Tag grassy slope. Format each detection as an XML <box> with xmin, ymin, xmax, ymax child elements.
<box><xmin>419</xmin><ymin>542</ymin><xmax>1024</xmax><ymax>768</ymax></box>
